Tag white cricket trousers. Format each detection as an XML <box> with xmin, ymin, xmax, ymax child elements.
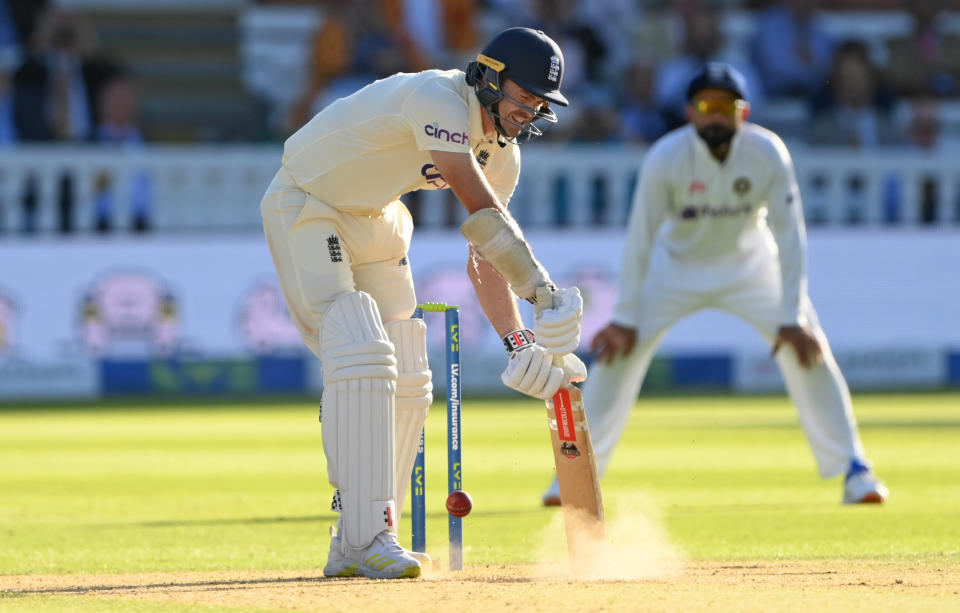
<box><xmin>259</xmin><ymin>167</ymin><xmax>417</xmax><ymax>348</ymax></box>
<box><xmin>260</xmin><ymin>167</ymin><xmax>423</xmax><ymax>549</ymax></box>
<box><xmin>584</xmin><ymin>258</ymin><xmax>867</xmax><ymax>479</ymax></box>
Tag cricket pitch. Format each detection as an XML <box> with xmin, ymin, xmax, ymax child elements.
<box><xmin>3</xmin><ymin>560</ymin><xmax>959</xmax><ymax>613</ymax></box>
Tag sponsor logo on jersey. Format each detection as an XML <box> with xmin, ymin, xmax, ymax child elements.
<box><xmin>680</xmin><ymin>203</ymin><xmax>754</xmax><ymax>220</ymax></box>
<box><xmin>424</xmin><ymin>122</ymin><xmax>469</xmax><ymax>144</ymax></box>
<box><xmin>688</xmin><ymin>180</ymin><xmax>706</xmax><ymax>194</ymax></box>
<box><xmin>420</xmin><ymin>163</ymin><xmax>448</xmax><ymax>189</ymax></box>
<box><xmin>548</xmin><ymin>55</ymin><xmax>560</xmax><ymax>82</ymax></box>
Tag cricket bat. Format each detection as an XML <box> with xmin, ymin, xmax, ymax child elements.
<box><xmin>546</xmin><ymin>383</ymin><xmax>606</xmax><ymax>558</ymax></box>
<box><xmin>534</xmin><ymin>284</ymin><xmax>605</xmax><ymax>557</ymax></box>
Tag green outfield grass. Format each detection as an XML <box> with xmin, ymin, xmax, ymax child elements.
<box><xmin>1</xmin><ymin>392</ymin><xmax>958</xmax><ymax>578</ymax></box>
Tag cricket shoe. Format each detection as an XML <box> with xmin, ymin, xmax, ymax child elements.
<box><xmin>409</xmin><ymin>550</ymin><xmax>432</xmax><ymax>568</ymax></box>
<box><xmin>842</xmin><ymin>467</ymin><xmax>889</xmax><ymax>504</ymax></box>
<box><xmin>355</xmin><ymin>531</ymin><xmax>421</xmax><ymax>579</ymax></box>
<box><xmin>542</xmin><ymin>478</ymin><xmax>561</xmax><ymax>507</ymax></box>
<box><xmin>323</xmin><ymin>523</ymin><xmax>359</xmax><ymax>577</ymax></box>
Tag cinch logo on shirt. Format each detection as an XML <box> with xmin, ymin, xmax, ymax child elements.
<box><xmin>680</xmin><ymin>203</ymin><xmax>754</xmax><ymax>220</ymax></box>
<box><xmin>425</xmin><ymin>122</ymin><xmax>469</xmax><ymax>144</ymax></box>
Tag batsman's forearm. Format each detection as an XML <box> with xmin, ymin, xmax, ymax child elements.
<box><xmin>461</xmin><ymin>207</ymin><xmax>551</xmax><ymax>301</ymax></box>
<box><xmin>467</xmin><ymin>248</ymin><xmax>524</xmax><ymax>337</ymax></box>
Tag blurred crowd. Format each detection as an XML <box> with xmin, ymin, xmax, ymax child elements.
<box><xmin>0</xmin><ymin>1</ymin><xmax>141</xmax><ymax>148</ymax></box>
<box><xmin>2</xmin><ymin>0</ymin><xmax>960</xmax><ymax>233</ymax></box>
<box><xmin>0</xmin><ymin>0</ymin><xmax>148</xmax><ymax>233</ymax></box>
<box><xmin>1</xmin><ymin>0</ymin><xmax>959</xmax><ymax>150</ymax></box>
<box><xmin>272</xmin><ymin>0</ymin><xmax>960</xmax><ymax>152</ymax></box>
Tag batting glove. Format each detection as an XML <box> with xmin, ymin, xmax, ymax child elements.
<box><xmin>534</xmin><ymin>286</ymin><xmax>583</xmax><ymax>355</ymax></box>
<box><xmin>501</xmin><ymin>342</ymin><xmax>565</xmax><ymax>400</ymax></box>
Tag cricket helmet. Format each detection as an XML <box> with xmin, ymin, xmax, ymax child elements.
<box><xmin>465</xmin><ymin>27</ymin><xmax>568</xmax><ymax>143</ymax></box>
<box><xmin>686</xmin><ymin>62</ymin><xmax>749</xmax><ymax>102</ymax></box>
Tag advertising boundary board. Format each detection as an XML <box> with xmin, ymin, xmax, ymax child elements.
<box><xmin>0</xmin><ymin>230</ymin><xmax>957</xmax><ymax>398</ymax></box>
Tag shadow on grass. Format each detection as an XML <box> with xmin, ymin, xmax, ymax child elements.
<box><xmin>5</xmin><ymin>575</ymin><xmax>341</xmax><ymax>596</ymax></box>
<box><xmin>5</xmin><ymin>571</ymin><xmax>541</xmax><ymax>596</ymax></box>
<box><xmin>94</xmin><ymin>508</ymin><xmax>548</xmax><ymax>529</ymax></box>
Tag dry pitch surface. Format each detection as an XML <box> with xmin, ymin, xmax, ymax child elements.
<box><xmin>4</xmin><ymin>560</ymin><xmax>960</xmax><ymax>613</ymax></box>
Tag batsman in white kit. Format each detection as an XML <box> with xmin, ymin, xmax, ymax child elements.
<box><xmin>543</xmin><ymin>63</ymin><xmax>888</xmax><ymax>507</ymax></box>
<box><xmin>259</xmin><ymin>28</ymin><xmax>585</xmax><ymax>579</ymax></box>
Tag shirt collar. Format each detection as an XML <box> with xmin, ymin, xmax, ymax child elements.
<box><xmin>467</xmin><ymin>87</ymin><xmax>493</xmax><ymax>146</ymax></box>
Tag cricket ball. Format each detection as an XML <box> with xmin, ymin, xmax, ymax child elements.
<box><xmin>445</xmin><ymin>490</ymin><xmax>473</xmax><ymax>518</ymax></box>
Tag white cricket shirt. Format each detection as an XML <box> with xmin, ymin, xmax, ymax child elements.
<box><xmin>614</xmin><ymin>123</ymin><xmax>808</xmax><ymax>327</ymax></box>
<box><xmin>282</xmin><ymin>69</ymin><xmax>520</xmax><ymax>215</ymax></box>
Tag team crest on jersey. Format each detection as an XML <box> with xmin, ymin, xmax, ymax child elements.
<box><xmin>733</xmin><ymin>177</ymin><xmax>751</xmax><ymax>195</ymax></box>
<box><xmin>689</xmin><ymin>180</ymin><xmax>706</xmax><ymax>194</ymax></box>
<box><xmin>327</xmin><ymin>235</ymin><xmax>343</xmax><ymax>262</ymax></box>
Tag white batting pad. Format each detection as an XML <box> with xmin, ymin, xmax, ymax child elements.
<box><xmin>385</xmin><ymin>319</ymin><xmax>433</xmax><ymax>412</ymax></box>
<box><xmin>320</xmin><ymin>291</ymin><xmax>399</xmax><ymax>550</ymax></box>
<box><xmin>385</xmin><ymin>319</ymin><xmax>432</xmax><ymax>522</ymax></box>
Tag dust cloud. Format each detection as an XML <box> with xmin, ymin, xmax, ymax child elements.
<box><xmin>533</xmin><ymin>492</ymin><xmax>686</xmax><ymax>581</ymax></box>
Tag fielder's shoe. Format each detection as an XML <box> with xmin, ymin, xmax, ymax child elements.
<box><xmin>842</xmin><ymin>463</ymin><xmax>889</xmax><ymax>504</ymax></box>
<box><xmin>355</xmin><ymin>531</ymin><xmax>421</xmax><ymax>579</ymax></box>
<box><xmin>542</xmin><ymin>478</ymin><xmax>561</xmax><ymax>507</ymax></box>
<box><xmin>323</xmin><ymin>524</ymin><xmax>359</xmax><ymax>578</ymax></box>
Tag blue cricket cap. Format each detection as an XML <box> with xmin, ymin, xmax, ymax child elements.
<box><xmin>686</xmin><ymin>62</ymin><xmax>749</xmax><ymax>102</ymax></box>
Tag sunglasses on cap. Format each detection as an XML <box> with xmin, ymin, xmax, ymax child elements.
<box><xmin>693</xmin><ymin>99</ymin><xmax>748</xmax><ymax>116</ymax></box>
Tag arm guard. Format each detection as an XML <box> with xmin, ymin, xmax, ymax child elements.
<box><xmin>461</xmin><ymin>208</ymin><xmax>551</xmax><ymax>301</ymax></box>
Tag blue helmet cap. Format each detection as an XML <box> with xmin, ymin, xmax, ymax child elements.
<box><xmin>686</xmin><ymin>62</ymin><xmax>748</xmax><ymax>102</ymax></box>
<box><xmin>474</xmin><ymin>27</ymin><xmax>568</xmax><ymax>107</ymax></box>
